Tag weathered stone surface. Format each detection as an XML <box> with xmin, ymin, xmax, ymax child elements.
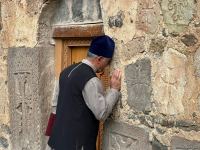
<box><xmin>121</xmin><ymin>37</ymin><xmax>145</xmax><ymax>61</ymax></box>
<box><xmin>138</xmin><ymin>0</ymin><xmax>154</xmax><ymax>9</ymax></box>
<box><xmin>152</xmin><ymin>137</ymin><xmax>168</xmax><ymax>150</ymax></box>
<box><xmin>0</xmin><ymin>124</ymin><xmax>11</xmax><ymax>135</ymax></box>
<box><xmin>38</xmin><ymin>47</ymin><xmax>55</xmax><ymax>150</ymax></box>
<box><xmin>0</xmin><ymin>137</ymin><xmax>8</xmax><ymax>149</ymax></box>
<box><xmin>0</xmin><ymin>2</ymin><xmax>2</xmax><ymax>30</ymax></box>
<box><xmin>194</xmin><ymin>47</ymin><xmax>200</xmax><ymax>77</ymax></box>
<box><xmin>171</xmin><ymin>136</ymin><xmax>200</xmax><ymax>150</ymax></box>
<box><xmin>108</xmin><ymin>11</ymin><xmax>124</xmax><ymax>28</ymax></box>
<box><xmin>149</xmin><ymin>38</ymin><xmax>168</xmax><ymax>54</ymax></box>
<box><xmin>175</xmin><ymin>120</ymin><xmax>200</xmax><ymax>132</ymax></box>
<box><xmin>153</xmin><ymin>48</ymin><xmax>187</xmax><ymax>115</ymax></box>
<box><xmin>0</xmin><ymin>49</ymin><xmax>9</xmax><ymax>124</ymax></box>
<box><xmin>136</xmin><ymin>9</ymin><xmax>159</xmax><ymax>34</ymax></box>
<box><xmin>102</xmin><ymin>120</ymin><xmax>151</xmax><ymax>150</ymax></box>
<box><xmin>161</xmin><ymin>0</ymin><xmax>196</xmax><ymax>33</ymax></box>
<box><xmin>1</xmin><ymin>0</ymin><xmax>41</xmax><ymax>47</ymax></box>
<box><xmin>8</xmin><ymin>48</ymin><xmax>41</xmax><ymax>150</ymax></box>
<box><xmin>101</xmin><ymin>0</ymin><xmax>137</xmax><ymax>43</ymax></box>
<box><xmin>181</xmin><ymin>34</ymin><xmax>198</xmax><ymax>47</ymax></box>
<box><xmin>72</xmin><ymin>0</ymin><xmax>83</xmax><ymax>21</ymax></box>
<box><xmin>125</xmin><ymin>58</ymin><xmax>151</xmax><ymax>112</ymax></box>
<box><xmin>52</xmin><ymin>0</ymin><xmax>102</xmax><ymax>24</ymax></box>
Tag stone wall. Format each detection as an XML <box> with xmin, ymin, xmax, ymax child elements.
<box><xmin>101</xmin><ymin>0</ymin><xmax>200</xmax><ymax>149</ymax></box>
<box><xmin>1</xmin><ymin>0</ymin><xmax>200</xmax><ymax>150</ymax></box>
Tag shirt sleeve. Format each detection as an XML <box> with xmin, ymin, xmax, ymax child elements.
<box><xmin>82</xmin><ymin>77</ymin><xmax>120</xmax><ymax>121</ymax></box>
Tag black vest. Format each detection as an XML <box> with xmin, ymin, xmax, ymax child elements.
<box><xmin>48</xmin><ymin>63</ymin><xmax>99</xmax><ymax>150</ymax></box>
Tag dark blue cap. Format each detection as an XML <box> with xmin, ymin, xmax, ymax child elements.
<box><xmin>89</xmin><ymin>35</ymin><xmax>115</xmax><ymax>58</ymax></box>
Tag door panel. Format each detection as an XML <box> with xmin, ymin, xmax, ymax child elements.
<box><xmin>71</xmin><ymin>46</ymin><xmax>88</xmax><ymax>64</ymax></box>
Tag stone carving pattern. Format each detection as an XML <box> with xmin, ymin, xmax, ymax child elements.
<box><xmin>161</xmin><ymin>0</ymin><xmax>195</xmax><ymax>25</ymax></box>
<box><xmin>53</xmin><ymin>0</ymin><xmax>102</xmax><ymax>24</ymax></box>
<box><xmin>154</xmin><ymin>49</ymin><xmax>186</xmax><ymax>115</ymax></box>
<box><xmin>168</xmin><ymin>0</ymin><xmax>188</xmax><ymax>22</ymax></box>
<box><xmin>9</xmin><ymin>49</ymin><xmax>41</xmax><ymax>150</ymax></box>
<box><xmin>110</xmin><ymin>132</ymin><xmax>138</xmax><ymax>150</ymax></box>
<box><xmin>126</xmin><ymin>58</ymin><xmax>151</xmax><ymax>111</ymax></box>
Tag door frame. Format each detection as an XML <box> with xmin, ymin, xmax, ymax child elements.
<box><xmin>53</xmin><ymin>23</ymin><xmax>104</xmax><ymax>79</ymax></box>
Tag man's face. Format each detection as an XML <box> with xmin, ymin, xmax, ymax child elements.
<box><xmin>96</xmin><ymin>57</ymin><xmax>111</xmax><ymax>73</ymax></box>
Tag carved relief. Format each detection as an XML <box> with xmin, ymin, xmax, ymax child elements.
<box><xmin>161</xmin><ymin>0</ymin><xmax>195</xmax><ymax>32</ymax></box>
<box><xmin>153</xmin><ymin>48</ymin><xmax>186</xmax><ymax>115</ymax></box>
<box><xmin>103</xmin><ymin>120</ymin><xmax>151</xmax><ymax>150</ymax></box>
<box><xmin>125</xmin><ymin>58</ymin><xmax>152</xmax><ymax>112</ymax></box>
<box><xmin>8</xmin><ymin>48</ymin><xmax>41</xmax><ymax>150</ymax></box>
<box><xmin>52</xmin><ymin>0</ymin><xmax>102</xmax><ymax>24</ymax></box>
<box><xmin>168</xmin><ymin>0</ymin><xmax>188</xmax><ymax>22</ymax></box>
<box><xmin>110</xmin><ymin>132</ymin><xmax>138</xmax><ymax>150</ymax></box>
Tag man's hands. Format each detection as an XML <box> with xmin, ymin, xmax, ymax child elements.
<box><xmin>110</xmin><ymin>69</ymin><xmax>122</xmax><ymax>91</ymax></box>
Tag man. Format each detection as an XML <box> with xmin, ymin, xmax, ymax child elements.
<box><xmin>48</xmin><ymin>35</ymin><xmax>121</xmax><ymax>150</ymax></box>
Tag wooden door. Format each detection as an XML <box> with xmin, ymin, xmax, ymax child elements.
<box><xmin>55</xmin><ymin>40</ymin><xmax>110</xmax><ymax>150</ymax></box>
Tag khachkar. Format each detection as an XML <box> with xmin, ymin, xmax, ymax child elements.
<box><xmin>8</xmin><ymin>48</ymin><xmax>41</xmax><ymax>150</ymax></box>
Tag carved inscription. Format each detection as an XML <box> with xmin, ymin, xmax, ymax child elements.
<box><xmin>103</xmin><ymin>120</ymin><xmax>151</xmax><ymax>150</ymax></box>
<box><xmin>8</xmin><ymin>48</ymin><xmax>41</xmax><ymax>150</ymax></box>
<box><xmin>168</xmin><ymin>0</ymin><xmax>188</xmax><ymax>22</ymax></box>
<box><xmin>125</xmin><ymin>58</ymin><xmax>151</xmax><ymax>112</ymax></box>
<box><xmin>110</xmin><ymin>132</ymin><xmax>138</xmax><ymax>150</ymax></box>
<box><xmin>161</xmin><ymin>0</ymin><xmax>195</xmax><ymax>32</ymax></box>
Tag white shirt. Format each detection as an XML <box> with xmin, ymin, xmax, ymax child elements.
<box><xmin>52</xmin><ymin>59</ymin><xmax>120</xmax><ymax>121</ymax></box>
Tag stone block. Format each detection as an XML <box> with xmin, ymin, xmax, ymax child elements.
<box><xmin>138</xmin><ymin>0</ymin><xmax>154</xmax><ymax>9</ymax></box>
<box><xmin>0</xmin><ymin>137</ymin><xmax>8</xmax><ymax>149</ymax></box>
<box><xmin>122</xmin><ymin>37</ymin><xmax>145</xmax><ymax>61</ymax></box>
<box><xmin>194</xmin><ymin>47</ymin><xmax>200</xmax><ymax>77</ymax></box>
<box><xmin>125</xmin><ymin>58</ymin><xmax>152</xmax><ymax>112</ymax></box>
<box><xmin>108</xmin><ymin>11</ymin><xmax>124</xmax><ymax>28</ymax></box>
<box><xmin>0</xmin><ymin>2</ymin><xmax>2</xmax><ymax>30</ymax></box>
<box><xmin>181</xmin><ymin>34</ymin><xmax>198</xmax><ymax>47</ymax></box>
<box><xmin>52</xmin><ymin>0</ymin><xmax>102</xmax><ymax>24</ymax></box>
<box><xmin>152</xmin><ymin>137</ymin><xmax>168</xmax><ymax>150</ymax></box>
<box><xmin>153</xmin><ymin>48</ymin><xmax>187</xmax><ymax>115</ymax></box>
<box><xmin>136</xmin><ymin>9</ymin><xmax>159</xmax><ymax>34</ymax></box>
<box><xmin>171</xmin><ymin>136</ymin><xmax>200</xmax><ymax>150</ymax></box>
<box><xmin>102</xmin><ymin>120</ymin><xmax>151</xmax><ymax>150</ymax></box>
<box><xmin>8</xmin><ymin>47</ymin><xmax>41</xmax><ymax>150</ymax></box>
<box><xmin>161</xmin><ymin>0</ymin><xmax>196</xmax><ymax>33</ymax></box>
<box><xmin>149</xmin><ymin>38</ymin><xmax>168</xmax><ymax>54</ymax></box>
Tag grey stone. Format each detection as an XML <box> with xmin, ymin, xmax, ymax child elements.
<box><xmin>72</xmin><ymin>0</ymin><xmax>83</xmax><ymax>21</ymax></box>
<box><xmin>102</xmin><ymin>120</ymin><xmax>152</xmax><ymax>150</ymax></box>
<box><xmin>125</xmin><ymin>58</ymin><xmax>152</xmax><ymax>112</ymax></box>
<box><xmin>171</xmin><ymin>136</ymin><xmax>200</xmax><ymax>150</ymax></box>
<box><xmin>181</xmin><ymin>34</ymin><xmax>198</xmax><ymax>47</ymax></box>
<box><xmin>0</xmin><ymin>137</ymin><xmax>8</xmax><ymax>148</ymax></box>
<box><xmin>52</xmin><ymin>0</ymin><xmax>102</xmax><ymax>24</ymax></box>
<box><xmin>194</xmin><ymin>47</ymin><xmax>200</xmax><ymax>77</ymax></box>
<box><xmin>161</xmin><ymin>0</ymin><xmax>196</xmax><ymax>33</ymax></box>
<box><xmin>175</xmin><ymin>120</ymin><xmax>200</xmax><ymax>132</ymax></box>
<box><xmin>0</xmin><ymin>124</ymin><xmax>11</xmax><ymax>135</ymax></box>
<box><xmin>108</xmin><ymin>11</ymin><xmax>124</xmax><ymax>28</ymax></box>
<box><xmin>8</xmin><ymin>48</ymin><xmax>41</xmax><ymax>150</ymax></box>
<box><xmin>152</xmin><ymin>137</ymin><xmax>168</xmax><ymax>150</ymax></box>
